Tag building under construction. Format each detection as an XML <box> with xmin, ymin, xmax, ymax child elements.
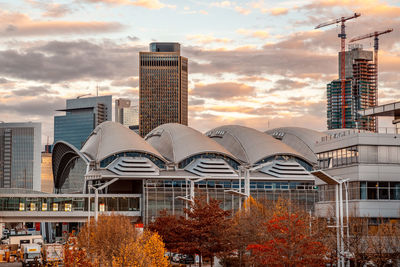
<box><xmin>327</xmin><ymin>45</ymin><xmax>377</xmax><ymax>131</ymax></box>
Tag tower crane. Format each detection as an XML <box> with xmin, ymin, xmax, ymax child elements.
<box><xmin>349</xmin><ymin>28</ymin><xmax>393</xmax><ymax>104</ymax></box>
<box><xmin>315</xmin><ymin>13</ymin><xmax>361</xmax><ymax>128</ymax></box>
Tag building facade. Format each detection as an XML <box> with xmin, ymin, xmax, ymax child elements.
<box><xmin>54</xmin><ymin>95</ymin><xmax>112</xmax><ymax>149</ymax></box>
<box><xmin>41</xmin><ymin>152</ymin><xmax>53</xmax><ymax>193</ymax></box>
<box><xmin>0</xmin><ymin>122</ymin><xmax>41</xmax><ymax>191</ymax></box>
<box><xmin>52</xmin><ymin>122</ymin><xmax>318</xmax><ymax>224</ymax></box>
<box><xmin>54</xmin><ymin>95</ymin><xmax>112</xmax><ymax>193</ymax></box>
<box><xmin>327</xmin><ymin>45</ymin><xmax>376</xmax><ymax>131</ymax></box>
<box><xmin>115</xmin><ymin>98</ymin><xmax>139</xmax><ymax>128</ymax></box>
<box><xmin>315</xmin><ymin>130</ymin><xmax>400</xmax><ymax>220</ymax></box>
<box><xmin>139</xmin><ymin>42</ymin><xmax>188</xmax><ymax>137</ymax></box>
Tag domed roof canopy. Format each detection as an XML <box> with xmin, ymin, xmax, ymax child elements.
<box><xmin>207</xmin><ymin>125</ymin><xmax>311</xmax><ymax>165</ymax></box>
<box><xmin>145</xmin><ymin>123</ymin><xmax>237</xmax><ymax>164</ymax></box>
<box><xmin>81</xmin><ymin>121</ymin><xmax>165</xmax><ymax>163</ymax></box>
<box><xmin>266</xmin><ymin>127</ymin><xmax>326</xmax><ymax>165</ymax></box>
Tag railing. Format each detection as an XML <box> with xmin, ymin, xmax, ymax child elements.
<box><xmin>0</xmin><ymin>194</ymin><xmax>141</xmax><ymax>213</ymax></box>
<box><xmin>319</xmin><ymin>127</ymin><xmax>400</xmax><ymax>142</ymax></box>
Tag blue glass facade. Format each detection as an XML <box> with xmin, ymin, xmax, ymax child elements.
<box><xmin>54</xmin><ymin>113</ymin><xmax>94</xmax><ymax>149</ymax></box>
<box><xmin>53</xmin><ymin>96</ymin><xmax>112</xmax><ymax>193</ymax></box>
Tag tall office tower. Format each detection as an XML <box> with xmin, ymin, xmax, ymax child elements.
<box><xmin>54</xmin><ymin>95</ymin><xmax>112</xmax><ymax>149</ymax></box>
<box><xmin>327</xmin><ymin>45</ymin><xmax>376</xmax><ymax>131</ymax></box>
<box><xmin>54</xmin><ymin>95</ymin><xmax>111</xmax><ymax>193</ymax></box>
<box><xmin>0</xmin><ymin>122</ymin><xmax>41</xmax><ymax>191</ymax></box>
<box><xmin>41</xmin><ymin>151</ymin><xmax>53</xmax><ymax>193</ymax></box>
<box><xmin>139</xmin><ymin>42</ymin><xmax>188</xmax><ymax>137</ymax></box>
<box><xmin>115</xmin><ymin>98</ymin><xmax>139</xmax><ymax>128</ymax></box>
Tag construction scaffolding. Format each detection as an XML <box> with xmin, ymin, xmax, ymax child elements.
<box><xmin>327</xmin><ymin>46</ymin><xmax>377</xmax><ymax>132</ymax></box>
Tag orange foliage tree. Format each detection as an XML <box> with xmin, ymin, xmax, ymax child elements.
<box><xmin>71</xmin><ymin>214</ymin><xmax>168</xmax><ymax>267</ymax></box>
<box><xmin>247</xmin><ymin>199</ymin><xmax>328</xmax><ymax>267</ymax></box>
<box><xmin>149</xmin><ymin>195</ymin><xmax>232</xmax><ymax>267</ymax></box>
<box><xmin>64</xmin><ymin>233</ymin><xmax>94</xmax><ymax>267</ymax></box>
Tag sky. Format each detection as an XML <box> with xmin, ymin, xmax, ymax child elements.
<box><xmin>0</xmin><ymin>0</ymin><xmax>399</xmax><ymax>145</ymax></box>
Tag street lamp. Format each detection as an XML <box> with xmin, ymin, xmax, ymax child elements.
<box><xmin>175</xmin><ymin>178</ymin><xmax>206</xmax><ymax>218</ymax></box>
<box><xmin>225</xmin><ymin>163</ymin><xmax>271</xmax><ymax>211</ymax></box>
<box><xmin>88</xmin><ymin>178</ymin><xmax>119</xmax><ymax>222</ymax></box>
<box><xmin>311</xmin><ymin>170</ymin><xmax>349</xmax><ymax>267</ymax></box>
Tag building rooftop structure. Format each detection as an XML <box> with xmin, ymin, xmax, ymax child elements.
<box><xmin>82</xmin><ymin>121</ymin><xmax>164</xmax><ymax>163</ymax></box>
<box><xmin>266</xmin><ymin>127</ymin><xmax>326</xmax><ymax>166</ymax></box>
<box><xmin>51</xmin><ymin>122</ymin><xmax>318</xmax><ymax>223</ymax></box>
<box><xmin>207</xmin><ymin>125</ymin><xmax>309</xmax><ymax>165</ymax></box>
<box><xmin>145</xmin><ymin>123</ymin><xmax>237</xmax><ymax>166</ymax></box>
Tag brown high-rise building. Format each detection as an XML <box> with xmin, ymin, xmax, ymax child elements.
<box><xmin>139</xmin><ymin>42</ymin><xmax>188</xmax><ymax>137</ymax></box>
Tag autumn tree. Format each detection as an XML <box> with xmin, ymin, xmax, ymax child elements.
<box><xmin>222</xmin><ymin>196</ymin><xmax>272</xmax><ymax>266</ymax></box>
<box><xmin>64</xmin><ymin>233</ymin><xmax>94</xmax><ymax>267</ymax></box>
<box><xmin>366</xmin><ymin>220</ymin><xmax>400</xmax><ymax>266</ymax></box>
<box><xmin>149</xmin><ymin>195</ymin><xmax>232</xmax><ymax>267</ymax></box>
<box><xmin>148</xmin><ymin>210</ymin><xmax>186</xmax><ymax>254</ymax></box>
<box><xmin>77</xmin><ymin>214</ymin><xmax>168</xmax><ymax>267</ymax></box>
<box><xmin>247</xmin><ymin>198</ymin><xmax>328</xmax><ymax>267</ymax></box>
<box><xmin>343</xmin><ymin>217</ymin><xmax>370</xmax><ymax>267</ymax></box>
<box><xmin>113</xmin><ymin>230</ymin><xmax>169</xmax><ymax>267</ymax></box>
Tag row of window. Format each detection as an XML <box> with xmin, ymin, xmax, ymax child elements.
<box><xmin>318</xmin><ymin>181</ymin><xmax>400</xmax><ymax>201</ymax></box>
<box><xmin>144</xmin><ymin>179</ymin><xmax>315</xmax><ymax>190</ymax></box>
<box><xmin>0</xmin><ymin>197</ymin><xmax>140</xmax><ymax>212</ymax></box>
<box><xmin>317</xmin><ymin>146</ymin><xmax>358</xmax><ymax>168</ymax></box>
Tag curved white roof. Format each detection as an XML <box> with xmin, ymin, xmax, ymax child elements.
<box><xmin>207</xmin><ymin>125</ymin><xmax>310</xmax><ymax>165</ymax></box>
<box><xmin>81</xmin><ymin>121</ymin><xmax>165</xmax><ymax>162</ymax></box>
<box><xmin>265</xmin><ymin>127</ymin><xmax>326</xmax><ymax>164</ymax></box>
<box><xmin>145</xmin><ymin>123</ymin><xmax>237</xmax><ymax>163</ymax></box>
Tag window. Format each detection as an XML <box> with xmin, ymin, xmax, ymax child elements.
<box><xmin>367</xmin><ymin>182</ymin><xmax>378</xmax><ymax>200</ymax></box>
<box><xmin>390</xmin><ymin>182</ymin><xmax>400</xmax><ymax>200</ymax></box>
<box><xmin>379</xmin><ymin>182</ymin><xmax>389</xmax><ymax>199</ymax></box>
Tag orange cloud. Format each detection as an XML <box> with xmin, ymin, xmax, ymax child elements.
<box><xmin>303</xmin><ymin>0</ymin><xmax>400</xmax><ymax>17</ymax></box>
<box><xmin>237</xmin><ymin>28</ymin><xmax>270</xmax><ymax>39</ymax></box>
<box><xmin>186</xmin><ymin>34</ymin><xmax>233</xmax><ymax>44</ymax></box>
<box><xmin>0</xmin><ymin>10</ymin><xmax>124</xmax><ymax>37</ymax></box>
<box><xmin>235</xmin><ymin>6</ymin><xmax>251</xmax><ymax>15</ymax></box>
<box><xmin>83</xmin><ymin>0</ymin><xmax>175</xmax><ymax>9</ymax></box>
<box><xmin>264</xmin><ymin>7</ymin><xmax>289</xmax><ymax>16</ymax></box>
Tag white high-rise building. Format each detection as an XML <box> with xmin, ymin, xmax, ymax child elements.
<box><xmin>115</xmin><ymin>98</ymin><xmax>139</xmax><ymax>128</ymax></box>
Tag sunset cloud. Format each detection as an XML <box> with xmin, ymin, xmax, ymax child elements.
<box><xmin>83</xmin><ymin>0</ymin><xmax>175</xmax><ymax>9</ymax></box>
<box><xmin>186</xmin><ymin>34</ymin><xmax>233</xmax><ymax>44</ymax></box>
<box><xmin>237</xmin><ymin>28</ymin><xmax>270</xmax><ymax>39</ymax></box>
<box><xmin>0</xmin><ymin>10</ymin><xmax>124</xmax><ymax>37</ymax></box>
<box><xmin>192</xmin><ymin>82</ymin><xmax>257</xmax><ymax>100</ymax></box>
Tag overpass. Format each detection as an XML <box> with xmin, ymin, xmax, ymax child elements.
<box><xmin>0</xmin><ymin>193</ymin><xmax>141</xmax><ymax>223</ymax></box>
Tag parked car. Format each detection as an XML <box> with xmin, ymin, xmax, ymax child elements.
<box><xmin>179</xmin><ymin>254</ymin><xmax>195</xmax><ymax>264</ymax></box>
<box><xmin>172</xmin><ymin>253</ymin><xmax>181</xmax><ymax>263</ymax></box>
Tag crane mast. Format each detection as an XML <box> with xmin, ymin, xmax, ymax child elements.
<box><xmin>349</xmin><ymin>29</ymin><xmax>393</xmax><ymax>106</ymax></box>
<box><xmin>315</xmin><ymin>13</ymin><xmax>361</xmax><ymax>129</ymax></box>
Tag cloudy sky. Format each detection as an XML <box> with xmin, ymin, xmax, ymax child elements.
<box><xmin>1</xmin><ymin>0</ymin><xmax>399</xmax><ymax>144</ymax></box>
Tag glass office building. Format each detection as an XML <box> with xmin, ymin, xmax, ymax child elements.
<box><xmin>54</xmin><ymin>95</ymin><xmax>112</xmax><ymax>149</ymax></box>
<box><xmin>0</xmin><ymin>122</ymin><xmax>41</xmax><ymax>191</ymax></box>
<box><xmin>53</xmin><ymin>96</ymin><xmax>112</xmax><ymax>192</ymax></box>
